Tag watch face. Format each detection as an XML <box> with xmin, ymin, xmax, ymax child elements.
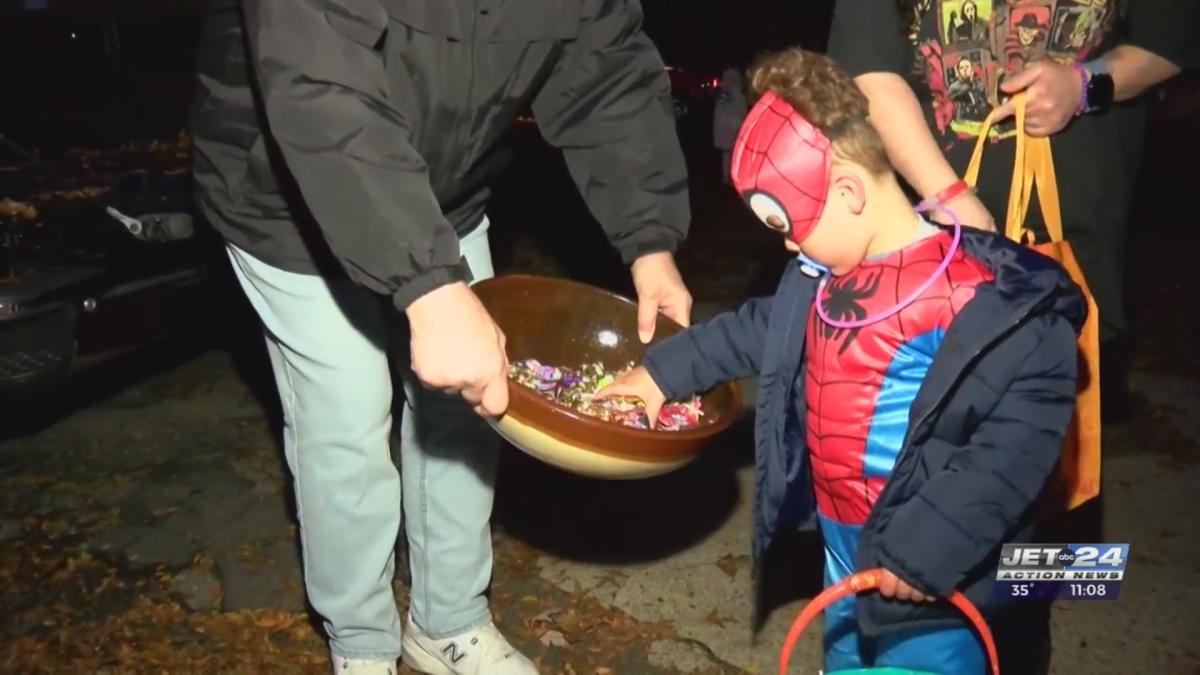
<box><xmin>1087</xmin><ymin>73</ymin><xmax>1115</xmax><ymax>112</ymax></box>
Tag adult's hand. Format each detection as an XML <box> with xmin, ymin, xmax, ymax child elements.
<box><xmin>405</xmin><ymin>281</ymin><xmax>509</xmax><ymax>417</ymax></box>
<box><xmin>994</xmin><ymin>61</ymin><xmax>1084</xmax><ymax>137</ymax></box>
<box><xmin>630</xmin><ymin>252</ymin><xmax>692</xmax><ymax>343</ymax></box>
<box><xmin>928</xmin><ymin>190</ymin><xmax>997</xmax><ymax>233</ymax></box>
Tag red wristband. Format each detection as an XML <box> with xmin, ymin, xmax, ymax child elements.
<box><xmin>926</xmin><ymin>179</ymin><xmax>970</xmax><ymax>206</ymax></box>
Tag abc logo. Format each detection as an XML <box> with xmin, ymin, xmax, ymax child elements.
<box><xmin>1056</xmin><ymin>550</ymin><xmax>1077</xmax><ymax>566</ymax></box>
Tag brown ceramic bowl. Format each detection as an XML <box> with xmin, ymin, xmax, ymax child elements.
<box><xmin>474</xmin><ymin>274</ymin><xmax>742</xmax><ymax>479</ymax></box>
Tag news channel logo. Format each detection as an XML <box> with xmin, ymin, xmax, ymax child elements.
<box><xmin>998</xmin><ymin>543</ymin><xmax>1127</xmax><ymax>579</ymax></box>
<box><xmin>994</xmin><ymin>543</ymin><xmax>1127</xmax><ymax>600</ymax></box>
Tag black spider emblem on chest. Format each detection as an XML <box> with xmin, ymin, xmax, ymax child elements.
<box><xmin>814</xmin><ymin>271</ymin><xmax>883</xmax><ymax>354</ymax></box>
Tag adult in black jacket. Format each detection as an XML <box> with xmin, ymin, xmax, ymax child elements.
<box><xmin>190</xmin><ymin>2</ymin><xmax>693</xmax><ymax>673</ymax></box>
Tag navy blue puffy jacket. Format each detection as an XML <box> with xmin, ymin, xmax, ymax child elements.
<box><xmin>643</xmin><ymin>229</ymin><xmax>1086</xmax><ymax>634</ymax></box>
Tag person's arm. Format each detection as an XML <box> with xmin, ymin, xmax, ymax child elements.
<box><xmin>1099</xmin><ymin>45</ymin><xmax>1183</xmax><ymax>101</ymax></box>
<box><xmin>828</xmin><ymin>0</ymin><xmax>995</xmax><ymax>229</ymax></box>
<box><xmin>531</xmin><ymin>0</ymin><xmax>689</xmax><ymax>264</ymax></box>
<box><xmin>642</xmin><ymin>296</ymin><xmax>772</xmax><ymax>400</ymax></box>
<box><xmin>853</xmin><ymin>74</ymin><xmax>970</xmax><ymax>206</ymax></box>
<box><xmin>1101</xmin><ymin>0</ymin><xmax>1196</xmax><ymax>100</ymax></box>
<box><xmin>873</xmin><ymin>316</ymin><xmax>1078</xmax><ymax>596</ymax></box>
<box><xmin>240</xmin><ymin>0</ymin><xmax>464</xmax><ymax>311</ymax></box>
<box><xmin>242</xmin><ymin>0</ymin><xmax>511</xmax><ymax>417</ymax></box>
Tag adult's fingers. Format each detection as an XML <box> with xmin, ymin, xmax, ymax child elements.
<box><xmin>991</xmin><ymin>98</ymin><xmax>1016</xmax><ymax>123</ymax></box>
<box><xmin>460</xmin><ymin>384</ymin><xmax>484</xmax><ymax>406</ymax></box>
<box><xmin>637</xmin><ymin>297</ymin><xmax>659</xmax><ymax>344</ymax></box>
<box><xmin>999</xmin><ymin>62</ymin><xmax>1041</xmax><ymax>94</ymax></box>
<box><xmin>478</xmin><ymin>376</ymin><xmax>509</xmax><ymax>417</ymax></box>
<box><xmin>661</xmin><ymin>294</ymin><xmax>693</xmax><ymax>328</ymax></box>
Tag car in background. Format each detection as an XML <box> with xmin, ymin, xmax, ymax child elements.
<box><xmin>1</xmin><ymin>9</ymin><xmax>219</xmax><ymax>392</ymax></box>
<box><xmin>0</xmin><ymin>136</ymin><xmax>218</xmax><ymax>389</ymax></box>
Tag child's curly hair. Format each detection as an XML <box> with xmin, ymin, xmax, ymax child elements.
<box><xmin>746</xmin><ymin>48</ymin><xmax>891</xmax><ymax>177</ymax></box>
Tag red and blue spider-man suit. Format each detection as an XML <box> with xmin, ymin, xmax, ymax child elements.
<box><xmin>806</xmin><ymin>234</ymin><xmax>993</xmax><ymax>672</ymax></box>
<box><xmin>731</xmin><ymin>93</ymin><xmax>995</xmax><ymax>672</ymax></box>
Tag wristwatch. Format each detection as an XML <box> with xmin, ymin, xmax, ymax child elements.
<box><xmin>1081</xmin><ymin>60</ymin><xmax>1115</xmax><ymax>115</ymax></box>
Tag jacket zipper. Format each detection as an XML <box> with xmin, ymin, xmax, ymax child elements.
<box><xmin>861</xmin><ymin>290</ymin><xmax>1049</xmax><ymax>535</ymax></box>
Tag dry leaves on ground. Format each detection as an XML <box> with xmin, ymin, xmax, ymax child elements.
<box><xmin>0</xmin><ymin>527</ymin><xmax>327</xmax><ymax>673</ymax></box>
<box><xmin>715</xmin><ymin>554</ymin><xmax>749</xmax><ymax>580</ymax></box>
<box><xmin>704</xmin><ymin>610</ymin><xmax>734</xmax><ymax>629</ymax></box>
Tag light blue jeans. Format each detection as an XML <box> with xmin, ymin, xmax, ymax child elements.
<box><xmin>226</xmin><ymin>221</ymin><xmax>499</xmax><ymax>661</ymax></box>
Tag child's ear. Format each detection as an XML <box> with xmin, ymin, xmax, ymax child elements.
<box><xmin>830</xmin><ymin>169</ymin><xmax>866</xmax><ymax>216</ymax></box>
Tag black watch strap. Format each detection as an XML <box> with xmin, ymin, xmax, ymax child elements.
<box><xmin>1085</xmin><ymin>73</ymin><xmax>1115</xmax><ymax>114</ymax></box>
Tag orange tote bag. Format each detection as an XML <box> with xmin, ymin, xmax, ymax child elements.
<box><xmin>963</xmin><ymin>92</ymin><xmax>1101</xmax><ymax>512</ymax></box>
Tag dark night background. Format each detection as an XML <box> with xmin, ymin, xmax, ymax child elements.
<box><xmin>0</xmin><ymin>1</ymin><xmax>833</xmax><ymax>152</ymax></box>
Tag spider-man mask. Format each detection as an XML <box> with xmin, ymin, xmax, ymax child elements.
<box><xmin>730</xmin><ymin>91</ymin><xmax>833</xmax><ymax>245</ymax></box>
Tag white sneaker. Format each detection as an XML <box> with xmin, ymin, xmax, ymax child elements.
<box><xmin>401</xmin><ymin>615</ymin><xmax>538</xmax><ymax>674</ymax></box>
<box><xmin>331</xmin><ymin>654</ymin><xmax>397</xmax><ymax>675</ymax></box>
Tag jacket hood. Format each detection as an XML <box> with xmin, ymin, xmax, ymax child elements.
<box><xmin>958</xmin><ymin>228</ymin><xmax>1088</xmax><ymax>334</ymax></box>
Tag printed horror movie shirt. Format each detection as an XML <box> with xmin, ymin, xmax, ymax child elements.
<box><xmin>907</xmin><ymin>0</ymin><xmax>1118</xmax><ymax>142</ymax></box>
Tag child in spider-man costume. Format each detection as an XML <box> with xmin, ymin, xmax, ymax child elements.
<box><xmin>599</xmin><ymin>49</ymin><xmax>1085</xmax><ymax>673</ymax></box>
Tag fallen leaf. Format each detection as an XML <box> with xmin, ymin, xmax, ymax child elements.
<box><xmin>595</xmin><ymin>569</ymin><xmax>628</xmax><ymax>589</ymax></box>
<box><xmin>704</xmin><ymin>609</ymin><xmax>734</xmax><ymax>628</ymax></box>
<box><xmin>529</xmin><ymin>608</ymin><xmax>563</xmax><ymax>626</ymax></box>
<box><xmin>715</xmin><ymin>553</ymin><xmax>750</xmax><ymax>579</ymax></box>
<box><xmin>539</xmin><ymin>630</ymin><xmax>570</xmax><ymax>648</ymax></box>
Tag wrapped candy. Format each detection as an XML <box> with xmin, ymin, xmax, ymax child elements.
<box><xmin>507</xmin><ymin>359</ymin><xmax>704</xmax><ymax>431</ymax></box>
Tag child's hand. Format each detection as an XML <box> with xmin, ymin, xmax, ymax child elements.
<box><xmin>593</xmin><ymin>366</ymin><xmax>667</xmax><ymax>428</ymax></box>
<box><xmin>879</xmin><ymin>568</ymin><xmax>936</xmax><ymax>603</ymax></box>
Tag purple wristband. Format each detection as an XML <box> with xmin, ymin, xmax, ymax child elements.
<box><xmin>1073</xmin><ymin>63</ymin><xmax>1089</xmax><ymax>115</ymax></box>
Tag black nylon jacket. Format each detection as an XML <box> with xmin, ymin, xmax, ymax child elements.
<box><xmin>190</xmin><ymin>0</ymin><xmax>689</xmax><ymax>309</ymax></box>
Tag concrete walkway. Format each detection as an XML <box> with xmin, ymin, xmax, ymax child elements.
<box><xmin>525</xmin><ymin>370</ymin><xmax>1200</xmax><ymax>674</ymax></box>
<box><xmin>2</xmin><ymin>340</ymin><xmax>1195</xmax><ymax>673</ymax></box>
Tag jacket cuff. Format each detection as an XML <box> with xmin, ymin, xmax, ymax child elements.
<box><xmin>618</xmin><ymin>235</ymin><xmax>680</xmax><ymax>265</ymax></box>
<box><xmin>391</xmin><ymin>264</ymin><xmax>468</xmax><ymax>312</ymax></box>
<box><xmin>875</xmin><ymin>498</ymin><xmax>968</xmax><ymax>597</ymax></box>
<box><xmin>642</xmin><ymin>331</ymin><xmax>702</xmax><ymax>401</ymax></box>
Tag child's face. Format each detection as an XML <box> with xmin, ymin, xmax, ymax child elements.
<box><xmin>780</xmin><ymin>166</ymin><xmax>873</xmax><ymax>275</ymax></box>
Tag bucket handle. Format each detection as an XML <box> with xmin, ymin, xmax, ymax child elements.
<box><xmin>779</xmin><ymin>568</ymin><xmax>1000</xmax><ymax>675</ymax></box>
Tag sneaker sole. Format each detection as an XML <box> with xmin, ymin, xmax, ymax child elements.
<box><xmin>400</xmin><ymin>634</ymin><xmax>456</xmax><ymax>675</ymax></box>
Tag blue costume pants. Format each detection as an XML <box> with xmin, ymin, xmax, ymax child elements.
<box><xmin>820</xmin><ymin>516</ymin><xmax>986</xmax><ymax>674</ymax></box>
